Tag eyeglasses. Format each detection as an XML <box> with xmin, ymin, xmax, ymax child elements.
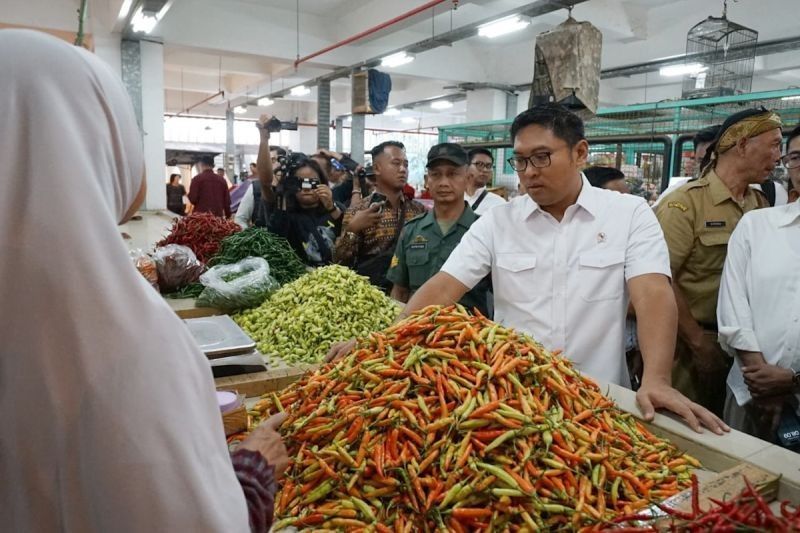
<box><xmin>471</xmin><ymin>162</ymin><xmax>493</xmax><ymax>171</ymax></box>
<box><xmin>507</xmin><ymin>152</ymin><xmax>553</xmax><ymax>171</ymax></box>
<box><xmin>782</xmin><ymin>152</ymin><xmax>800</xmax><ymax>170</ymax></box>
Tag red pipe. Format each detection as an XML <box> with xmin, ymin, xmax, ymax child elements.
<box><xmin>294</xmin><ymin>0</ymin><xmax>453</xmax><ymax>68</ymax></box>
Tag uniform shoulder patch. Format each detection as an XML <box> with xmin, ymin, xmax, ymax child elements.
<box><xmin>406</xmin><ymin>213</ymin><xmax>426</xmax><ymax>225</ymax></box>
<box><xmin>390</xmin><ymin>255</ymin><xmax>399</xmax><ymax>268</ymax></box>
<box><xmin>667</xmin><ymin>201</ymin><xmax>689</xmax><ymax>212</ymax></box>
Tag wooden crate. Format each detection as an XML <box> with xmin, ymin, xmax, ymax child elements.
<box><xmin>215</xmin><ymin>364</ymin><xmax>313</xmax><ymax>398</ymax></box>
<box><xmin>605</xmin><ymin>382</ymin><xmax>800</xmax><ymax>505</ymax></box>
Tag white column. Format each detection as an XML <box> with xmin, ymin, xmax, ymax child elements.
<box><xmin>140</xmin><ymin>41</ymin><xmax>166</xmax><ymax>210</ymax></box>
<box><xmin>465</xmin><ymin>89</ymin><xmax>507</xmax><ymax>123</ymax></box>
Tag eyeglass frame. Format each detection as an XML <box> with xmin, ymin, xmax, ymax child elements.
<box><xmin>470</xmin><ymin>161</ymin><xmax>494</xmax><ymax>171</ymax></box>
<box><xmin>782</xmin><ymin>151</ymin><xmax>800</xmax><ymax>170</ymax></box>
<box><xmin>507</xmin><ymin>151</ymin><xmax>556</xmax><ymax>171</ymax></box>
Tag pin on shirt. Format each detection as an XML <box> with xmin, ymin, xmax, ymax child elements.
<box><xmin>597</xmin><ymin>232</ymin><xmax>607</xmax><ymax>244</ymax></box>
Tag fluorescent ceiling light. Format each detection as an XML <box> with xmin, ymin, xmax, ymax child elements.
<box><xmin>781</xmin><ymin>95</ymin><xmax>800</xmax><ymax>101</ymax></box>
<box><xmin>381</xmin><ymin>52</ymin><xmax>414</xmax><ymax>68</ymax></box>
<box><xmin>258</xmin><ymin>97</ymin><xmax>274</xmax><ymax>107</ymax></box>
<box><xmin>384</xmin><ymin>108</ymin><xmax>400</xmax><ymax>116</ymax></box>
<box><xmin>478</xmin><ymin>15</ymin><xmax>529</xmax><ymax>38</ymax></box>
<box><xmin>430</xmin><ymin>100</ymin><xmax>453</xmax><ymax>110</ymax></box>
<box><xmin>401</xmin><ymin>117</ymin><xmax>417</xmax><ymax>124</ymax></box>
<box><xmin>131</xmin><ymin>6</ymin><xmax>159</xmax><ymax>34</ymax></box>
<box><xmin>234</xmin><ymin>105</ymin><xmax>247</xmax><ymax>114</ymax></box>
<box><xmin>290</xmin><ymin>85</ymin><xmax>311</xmax><ymax>97</ymax></box>
<box><xmin>659</xmin><ymin>63</ymin><xmax>707</xmax><ymax>77</ymax></box>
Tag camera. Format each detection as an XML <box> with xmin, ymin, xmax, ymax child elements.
<box><xmin>357</xmin><ymin>164</ymin><xmax>375</xmax><ymax>181</ymax></box>
<box><xmin>301</xmin><ymin>178</ymin><xmax>320</xmax><ymax>190</ymax></box>
<box><xmin>260</xmin><ymin>117</ymin><xmax>300</xmax><ymax>133</ymax></box>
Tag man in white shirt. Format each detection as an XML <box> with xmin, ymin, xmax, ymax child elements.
<box><xmin>718</xmin><ymin>126</ymin><xmax>800</xmax><ymax>443</ymax></box>
<box><xmin>464</xmin><ymin>148</ymin><xmax>506</xmax><ymax>215</ymax></box>
<box><xmin>399</xmin><ymin>104</ymin><xmax>727</xmax><ymax>434</ymax></box>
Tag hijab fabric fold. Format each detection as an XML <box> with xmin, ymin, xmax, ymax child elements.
<box><xmin>0</xmin><ymin>30</ymin><xmax>249</xmax><ymax>532</ymax></box>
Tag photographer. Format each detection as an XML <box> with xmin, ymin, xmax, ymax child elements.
<box><xmin>316</xmin><ymin>148</ymin><xmax>371</xmax><ymax>208</ymax></box>
<box><xmin>256</xmin><ymin>115</ymin><xmax>344</xmax><ymax>266</ymax></box>
<box><xmin>234</xmin><ymin>146</ymin><xmax>286</xmax><ymax>229</ymax></box>
<box><xmin>333</xmin><ymin>141</ymin><xmax>426</xmax><ymax>292</ymax></box>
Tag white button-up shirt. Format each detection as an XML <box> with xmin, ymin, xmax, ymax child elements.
<box><xmin>718</xmin><ymin>199</ymin><xmax>800</xmax><ymax>413</ymax></box>
<box><xmin>465</xmin><ymin>187</ymin><xmax>506</xmax><ymax>216</ymax></box>
<box><xmin>442</xmin><ymin>176</ymin><xmax>671</xmax><ymax>386</ymax></box>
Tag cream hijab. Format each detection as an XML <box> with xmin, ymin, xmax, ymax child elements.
<box><xmin>0</xmin><ymin>30</ymin><xmax>249</xmax><ymax>532</ymax></box>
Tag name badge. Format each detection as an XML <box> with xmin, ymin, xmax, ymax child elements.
<box><xmin>410</xmin><ymin>242</ymin><xmax>427</xmax><ymax>250</ymax></box>
<box><xmin>705</xmin><ymin>221</ymin><xmax>726</xmax><ymax>228</ymax></box>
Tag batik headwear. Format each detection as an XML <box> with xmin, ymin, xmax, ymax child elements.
<box><xmin>699</xmin><ymin>107</ymin><xmax>782</xmax><ymax>177</ymax></box>
<box><xmin>0</xmin><ymin>30</ymin><xmax>250</xmax><ymax>532</ymax></box>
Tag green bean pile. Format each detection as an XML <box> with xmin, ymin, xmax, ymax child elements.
<box><xmin>208</xmin><ymin>227</ymin><xmax>307</xmax><ymax>285</ymax></box>
<box><xmin>234</xmin><ymin>265</ymin><xmax>401</xmax><ymax>364</ymax></box>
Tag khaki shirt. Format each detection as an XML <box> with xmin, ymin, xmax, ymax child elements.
<box><xmin>655</xmin><ymin>170</ymin><xmax>768</xmax><ymax>325</ymax></box>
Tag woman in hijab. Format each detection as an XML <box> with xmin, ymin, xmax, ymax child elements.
<box><xmin>0</xmin><ymin>30</ymin><xmax>287</xmax><ymax>532</ymax></box>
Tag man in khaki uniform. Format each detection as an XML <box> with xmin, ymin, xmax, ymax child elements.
<box><xmin>656</xmin><ymin>108</ymin><xmax>783</xmax><ymax>417</ymax></box>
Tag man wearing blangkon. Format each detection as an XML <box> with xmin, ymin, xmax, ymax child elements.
<box><xmin>372</xmin><ymin>104</ymin><xmax>728</xmax><ymax>435</ymax></box>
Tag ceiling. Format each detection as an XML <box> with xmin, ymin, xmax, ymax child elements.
<box><xmin>5</xmin><ymin>0</ymin><xmax>800</xmax><ymax>132</ymax></box>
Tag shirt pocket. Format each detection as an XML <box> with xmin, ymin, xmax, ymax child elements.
<box><xmin>406</xmin><ymin>249</ymin><xmax>431</xmax><ymax>289</ymax></box>
<box><xmin>495</xmin><ymin>253</ymin><xmax>537</xmax><ymax>303</ymax></box>
<box><xmin>696</xmin><ymin>231</ymin><xmax>731</xmax><ymax>274</ymax></box>
<box><xmin>578</xmin><ymin>249</ymin><xmax>626</xmax><ymax>302</ymax></box>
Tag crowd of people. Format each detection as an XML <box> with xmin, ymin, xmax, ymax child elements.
<box><xmin>4</xmin><ymin>29</ymin><xmax>799</xmax><ymax>533</ymax></box>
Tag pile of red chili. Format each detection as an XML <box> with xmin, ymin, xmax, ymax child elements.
<box><xmin>157</xmin><ymin>213</ymin><xmax>240</xmax><ymax>263</ymax></box>
<box><xmin>248</xmin><ymin>305</ymin><xmax>698</xmax><ymax>531</ymax></box>
<box><xmin>598</xmin><ymin>475</ymin><xmax>800</xmax><ymax>532</ymax></box>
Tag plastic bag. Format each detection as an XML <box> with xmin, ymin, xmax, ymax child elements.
<box><xmin>130</xmin><ymin>249</ymin><xmax>159</xmax><ymax>291</ymax></box>
<box><xmin>153</xmin><ymin>244</ymin><xmax>205</xmax><ymax>293</ymax></box>
<box><xmin>196</xmin><ymin>257</ymin><xmax>279</xmax><ymax>312</ymax></box>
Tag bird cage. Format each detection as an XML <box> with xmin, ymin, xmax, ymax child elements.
<box><xmin>681</xmin><ymin>11</ymin><xmax>757</xmax><ymax>99</ymax></box>
<box><xmin>529</xmin><ymin>16</ymin><xmax>603</xmax><ymax>116</ymax></box>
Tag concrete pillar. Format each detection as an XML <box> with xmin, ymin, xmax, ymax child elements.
<box><xmin>350</xmin><ymin>114</ymin><xmax>365</xmax><ymax>164</ymax></box>
<box><xmin>225</xmin><ymin>108</ymin><xmax>235</xmax><ymax>183</ymax></box>
<box><xmin>335</xmin><ymin>117</ymin><xmax>344</xmax><ymax>153</ymax></box>
<box><xmin>506</xmin><ymin>93</ymin><xmax>519</xmax><ymax>119</ymax></box>
<box><xmin>465</xmin><ymin>89</ymin><xmax>507</xmax><ymax>123</ymax></box>
<box><xmin>317</xmin><ymin>80</ymin><xmax>331</xmax><ymax>150</ymax></box>
<box><xmin>121</xmin><ymin>39</ymin><xmax>166</xmax><ymax>210</ymax></box>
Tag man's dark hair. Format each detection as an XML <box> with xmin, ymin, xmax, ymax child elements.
<box><xmin>693</xmin><ymin>125</ymin><xmax>721</xmax><ymax>149</ymax></box>
<box><xmin>250</xmin><ymin>162</ymin><xmax>257</xmax><ymax>168</ymax></box>
<box><xmin>584</xmin><ymin>166</ymin><xmax>625</xmax><ymax>189</ymax></box>
<box><xmin>510</xmin><ymin>104</ymin><xmax>585</xmax><ymax>146</ymax></box>
<box><xmin>786</xmin><ymin>124</ymin><xmax>800</xmax><ymax>151</ymax></box>
<box><xmin>370</xmin><ymin>141</ymin><xmax>405</xmax><ymax>159</ymax></box>
<box><xmin>216</xmin><ymin>167</ymin><xmax>225</xmax><ymax>173</ymax></box>
<box><xmin>197</xmin><ymin>155</ymin><xmax>215</xmax><ymax>167</ymax></box>
<box><xmin>468</xmin><ymin>148</ymin><xmax>494</xmax><ymax>164</ymax></box>
<box><xmin>269</xmin><ymin>145</ymin><xmax>287</xmax><ymax>157</ymax></box>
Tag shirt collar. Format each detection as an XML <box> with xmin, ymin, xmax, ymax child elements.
<box><xmin>419</xmin><ymin>202</ymin><xmax>476</xmax><ymax>230</ymax></box>
<box><xmin>707</xmin><ymin>170</ymin><xmax>734</xmax><ymax>206</ymax></box>
<box><xmin>521</xmin><ymin>175</ymin><xmax>601</xmax><ymax>219</ymax></box>
<box><xmin>778</xmin><ymin>198</ymin><xmax>800</xmax><ymax>227</ymax></box>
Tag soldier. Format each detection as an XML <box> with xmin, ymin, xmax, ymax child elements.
<box><xmin>655</xmin><ymin>107</ymin><xmax>783</xmax><ymax>417</ymax></box>
<box><xmin>387</xmin><ymin>143</ymin><xmax>490</xmax><ymax>316</ymax></box>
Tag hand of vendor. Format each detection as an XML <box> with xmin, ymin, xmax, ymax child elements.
<box><xmin>238</xmin><ymin>412</ymin><xmax>289</xmax><ymax>478</ymax></box>
<box><xmin>325</xmin><ymin>338</ymin><xmax>357</xmax><ymax>363</ymax></box>
<box><xmin>636</xmin><ymin>379</ymin><xmax>730</xmax><ymax>435</ymax></box>
<box><xmin>742</xmin><ymin>362</ymin><xmax>795</xmax><ymax>398</ymax></box>
<box><xmin>345</xmin><ymin>203</ymin><xmax>382</xmax><ymax>233</ymax></box>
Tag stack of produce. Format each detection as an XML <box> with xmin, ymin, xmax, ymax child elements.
<box><xmin>209</xmin><ymin>227</ymin><xmax>306</xmax><ymax>285</ymax></box>
<box><xmin>234</xmin><ymin>265</ymin><xmax>400</xmax><ymax>364</ymax></box>
<box><xmin>251</xmin><ymin>306</ymin><xmax>698</xmax><ymax>531</ymax></box>
<box><xmin>157</xmin><ymin>213</ymin><xmax>240</xmax><ymax>263</ymax></box>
